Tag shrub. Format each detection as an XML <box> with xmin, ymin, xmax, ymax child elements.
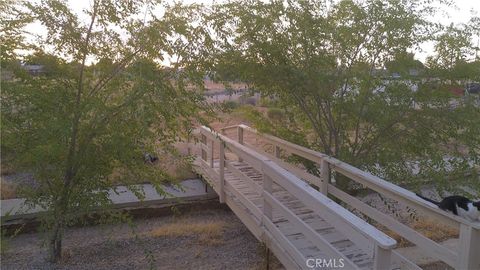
<box><xmin>223</xmin><ymin>100</ymin><xmax>239</xmax><ymax>110</ymax></box>
<box><xmin>244</xmin><ymin>97</ymin><xmax>257</xmax><ymax>105</ymax></box>
<box><xmin>267</xmin><ymin>108</ymin><xmax>284</xmax><ymax>121</ymax></box>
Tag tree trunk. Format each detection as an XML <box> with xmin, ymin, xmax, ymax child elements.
<box><xmin>49</xmin><ymin>220</ymin><xmax>63</xmax><ymax>262</ymax></box>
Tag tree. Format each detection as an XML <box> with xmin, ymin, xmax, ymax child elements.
<box><xmin>428</xmin><ymin>24</ymin><xmax>474</xmax><ymax>70</ymax></box>
<box><xmin>426</xmin><ymin>21</ymin><xmax>480</xmax><ymax>87</ymax></box>
<box><xmin>1</xmin><ymin>0</ymin><xmax>211</xmax><ymax>262</ymax></box>
<box><xmin>0</xmin><ymin>0</ymin><xmax>32</xmax><ymax>62</ymax></box>
<box><xmin>209</xmin><ymin>0</ymin><xmax>479</xmax><ymax>193</ymax></box>
<box><xmin>385</xmin><ymin>51</ymin><xmax>424</xmax><ymax>76</ymax></box>
<box><xmin>468</xmin><ymin>16</ymin><xmax>480</xmax><ymax>61</ymax></box>
<box><xmin>426</xmin><ymin>23</ymin><xmax>476</xmax><ymax>82</ymax></box>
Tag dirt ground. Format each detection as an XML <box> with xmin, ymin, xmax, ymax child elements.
<box><xmin>1</xmin><ymin>207</ymin><xmax>283</xmax><ymax>270</ymax></box>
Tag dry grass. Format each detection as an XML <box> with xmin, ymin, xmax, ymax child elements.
<box><xmin>0</xmin><ymin>178</ymin><xmax>17</xmax><ymax>200</ymax></box>
<box><xmin>169</xmin><ymin>163</ymin><xmax>197</xmax><ymax>181</ymax></box>
<box><xmin>208</xmin><ymin>109</ymin><xmax>254</xmax><ymax>131</ymax></box>
<box><xmin>148</xmin><ymin>218</ymin><xmax>227</xmax><ymax>246</ymax></box>
<box><xmin>412</xmin><ymin>219</ymin><xmax>459</xmax><ymax>240</ymax></box>
<box><xmin>155</xmin><ymin>145</ymin><xmax>197</xmax><ymax>181</ymax></box>
<box><xmin>381</xmin><ymin>218</ymin><xmax>459</xmax><ymax>248</ymax></box>
<box><xmin>107</xmin><ymin>142</ymin><xmax>196</xmax><ymax>186</ymax></box>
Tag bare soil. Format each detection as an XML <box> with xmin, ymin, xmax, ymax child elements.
<box><xmin>1</xmin><ymin>207</ymin><xmax>282</xmax><ymax>270</ymax></box>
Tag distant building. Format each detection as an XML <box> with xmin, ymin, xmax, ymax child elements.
<box><xmin>22</xmin><ymin>65</ymin><xmax>45</xmax><ymax>76</ymax></box>
<box><xmin>465</xmin><ymin>83</ymin><xmax>480</xmax><ymax>95</ymax></box>
<box><xmin>408</xmin><ymin>68</ymin><xmax>420</xmax><ymax>76</ymax></box>
<box><xmin>371</xmin><ymin>68</ymin><xmax>421</xmax><ymax>78</ymax></box>
<box><xmin>391</xmin><ymin>72</ymin><xmax>401</xmax><ymax>79</ymax></box>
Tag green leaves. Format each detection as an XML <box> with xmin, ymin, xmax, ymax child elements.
<box><xmin>209</xmin><ymin>0</ymin><xmax>479</xmax><ymax>194</ymax></box>
<box><xmin>2</xmin><ymin>0</ymin><xmax>213</xmax><ymax>261</ymax></box>
<box><xmin>0</xmin><ymin>0</ymin><xmax>33</xmax><ymax>62</ymax></box>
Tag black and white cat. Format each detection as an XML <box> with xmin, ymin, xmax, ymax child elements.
<box><xmin>416</xmin><ymin>194</ymin><xmax>480</xmax><ymax>222</ymax></box>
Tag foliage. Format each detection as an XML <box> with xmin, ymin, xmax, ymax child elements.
<box><xmin>238</xmin><ymin>94</ymin><xmax>257</xmax><ymax>106</ymax></box>
<box><xmin>1</xmin><ymin>0</ymin><xmax>211</xmax><ymax>262</ymax></box>
<box><xmin>222</xmin><ymin>100</ymin><xmax>239</xmax><ymax>111</ymax></box>
<box><xmin>427</xmin><ymin>23</ymin><xmax>475</xmax><ymax>71</ymax></box>
<box><xmin>209</xmin><ymin>0</ymin><xmax>480</xmax><ymax>193</ymax></box>
<box><xmin>0</xmin><ymin>0</ymin><xmax>33</xmax><ymax>62</ymax></box>
<box><xmin>385</xmin><ymin>51</ymin><xmax>424</xmax><ymax>77</ymax></box>
<box><xmin>266</xmin><ymin>108</ymin><xmax>284</xmax><ymax>122</ymax></box>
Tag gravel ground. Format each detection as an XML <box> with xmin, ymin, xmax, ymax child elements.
<box><xmin>1</xmin><ymin>207</ymin><xmax>280</xmax><ymax>270</ymax></box>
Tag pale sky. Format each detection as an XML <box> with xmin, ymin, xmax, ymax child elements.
<box><xmin>27</xmin><ymin>0</ymin><xmax>480</xmax><ymax>63</ymax></box>
<box><xmin>418</xmin><ymin>0</ymin><xmax>480</xmax><ymax>61</ymax></box>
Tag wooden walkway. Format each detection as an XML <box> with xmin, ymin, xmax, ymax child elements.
<box><xmin>191</xmin><ymin>125</ymin><xmax>480</xmax><ymax>270</ymax></box>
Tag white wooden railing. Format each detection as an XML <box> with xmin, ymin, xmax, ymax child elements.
<box><xmin>217</xmin><ymin>124</ymin><xmax>480</xmax><ymax>270</ymax></box>
<box><xmin>194</xmin><ymin>125</ymin><xmax>398</xmax><ymax>270</ymax></box>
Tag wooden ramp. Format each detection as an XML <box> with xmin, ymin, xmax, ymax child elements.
<box><xmin>190</xmin><ymin>125</ymin><xmax>480</xmax><ymax>270</ymax></box>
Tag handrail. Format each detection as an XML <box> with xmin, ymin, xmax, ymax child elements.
<box><xmin>263</xmin><ymin>160</ymin><xmax>397</xmax><ymax>250</ymax></box>
<box><xmin>328</xmin><ymin>183</ymin><xmax>458</xmax><ymax>267</ymax></box>
<box><xmin>219</xmin><ymin>124</ymin><xmax>240</xmax><ymax>133</ymax></box>
<box><xmin>237</xmin><ymin>124</ymin><xmax>480</xmax><ymax>230</ymax></box>
<box><xmin>195</xmin><ymin>124</ymin><xmax>480</xmax><ymax>269</ymax></box>
<box><xmin>197</xmin><ymin>125</ymin><xmax>397</xmax><ymax>250</ymax></box>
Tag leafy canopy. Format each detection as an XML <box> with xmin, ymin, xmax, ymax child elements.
<box><xmin>209</xmin><ymin>0</ymin><xmax>479</xmax><ymax>193</ymax></box>
<box><xmin>1</xmin><ymin>0</ymin><xmax>213</xmax><ymax>262</ymax></box>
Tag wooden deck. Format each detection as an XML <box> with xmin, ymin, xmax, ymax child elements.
<box><xmin>191</xmin><ymin>125</ymin><xmax>480</xmax><ymax>270</ymax></box>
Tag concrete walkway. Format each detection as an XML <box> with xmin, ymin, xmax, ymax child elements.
<box><xmin>1</xmin><ymin>179</ymin><xmax>217</xmax><ymax>223</ymax></box>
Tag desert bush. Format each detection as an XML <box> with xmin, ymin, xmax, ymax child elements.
<box><xmin>267</xmin><ymin>108</ymin><xmax>284</xmax><ymax>121</ymax></box>
<box><xmin>244</xmin><ymin>97</ymin><xmax>257</xmax><ymax>106</ymax></box>
<box><xmin>239</xmin><ymin>94</ymin><xmax>257</xmax><ymax>106</ymax></box>
<box><xmin>258</xmin><ymin>96</ymin><xmax>274</xmax><ymax>107</ymax></box>
<box><xmin>223</xmin><ymin>100</ymin><xmax>239</xmax><ymax>111</ymax></box>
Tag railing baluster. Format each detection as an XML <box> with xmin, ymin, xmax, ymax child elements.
<box><xmin>187</xmin><ymin>134</ymin><xmax>191</xmax><ymax>155</ymax></box>
<box><xmin>373</xmin><ymin>245</ymin><xmax>392</xmax><ymax>270</ymax></box>
<box><xmin>209</xmin><ymin>139</ymin><xmax>214</xmax><ymax>168</ymax></box>
<box><xmin>263</xmin><ymin>171</ymin><xmax>273</xmax><ymax>221</ymax></box>
<box><xmin>262</xmin><ymin>162</ymin><xmax>274</xmax><ymax>247</ymax></box>
<box><xmin>237</xmin><ymin>126</ymin><xmax>244</xmax><ymax>162</ymax></box>
<box><xmin>457</xmin><ymin>224</ymin><xmax>480</xmax><ymax>269</ymax></box>
<box><xmin>219</xmin><ymin>141</ymin><xmax>225</xmax><ymax>203</ymax></box>
<box><xmin>274</xmin><ymin>145</ymin><xmax>281</xmax><ymax>159</ymax></box>
<box><xmin>200</xmin><ymin>133</ymin><xmax>207</xmax><ymax>162</ymax></box>
<box><xmin>320</xmin><ymin>159</ymin><xmax>329</xmax><ymax>195</ymax></box>
<box><xmin>237</xmin><ymin>126</ymin><xmax>244</xmax><ymax>145</ymax></box>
